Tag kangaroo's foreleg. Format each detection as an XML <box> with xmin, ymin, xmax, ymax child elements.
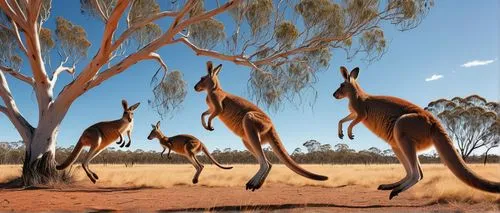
<box><xmin>125</xmin><ymin>130</ymin><xmax>132</xmax><ymax>147</ymax></box>
<box><xmin>338</xmin><ymin>113</ymin><xmax>355</xmax><ymax>139</ymax></box>
<box><xmin>243</xmin><ymin>114</ymin><xmax>272</xmax><ymax>191</ymax></box>
<box><xmin>378</xmin><ymin>147</ymin><xmax>411</xmax><ymax>190</ymax></box>
<box><xmin>167</xmin><ymin>147</ymin><xmax>172</xmax><ymax>159</ymax></box>
<box><xmin>206</xmin><ymin>95</ymin><xmax>223</xmax><ymax>131</ymax></box>
<box><xmin>201</xmin><ymin>110</ymin><xmax>211</xmax><ymax>130</ymax></box>
<box><xmin>347</xmin><ymin>113</ymin><xmax>366</xmax><ymax>140</ymax></box>
<box><xmin>116</xmin><ymin>133</ymin><xmax>124</xmax><ymax>145</ymax></box>
<box><xmin>160</xmin><ymin>147</ymin><xmax>166</xmax><ymax>158</ymax></box>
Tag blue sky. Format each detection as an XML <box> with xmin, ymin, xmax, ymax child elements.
<box><xmin>1</xmin><ymin>1</ymin><xmax>498</xmax><ymax>155</ymax></box>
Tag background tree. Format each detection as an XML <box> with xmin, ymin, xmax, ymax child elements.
<box><xmin>426</xmin><ymin>95</ymin><xmax>499</xmax><ymax>161</ymax></box>
<box><xmin>0</xmin><ymin>0</ymin><xmax>432</xmax><ymax>185</ymax></box>
<box><xmin>303</xmin><ymin>139</ymin><xmax>321</xmax><ymax>153</ymax></box>
<box><xmin>482</xmin><ymin>120</ymin><xmax>499</xmax><ymax>165</ymax></box>
<box><xmin>334</xmin><ymin>143</ymin><xmax>352</xmax><ymax>152</ymax></box>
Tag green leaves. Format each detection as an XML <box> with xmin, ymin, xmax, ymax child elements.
<box><xmin>55</xmin><ymin>17</ymin><xmax>90</xmax><ymax>63</ymax></box>
<box><xmin>150</xmin><ymin>70</ymin><xmax>187</xmax><ymax>118</ymax></box>
<box><xmin>275</xmin><ymin>21</ymin><xmax>299</xmax><ymax>49</ymax></box>
<box><xmin>245</xmin><ymin>0</ymin><xmax>273</xmax><ymax>36</ymax></box>
<box><xmin>188</xmin><ymin>2</ymin><xmax>225</xmax><ymax>49</ymax></box>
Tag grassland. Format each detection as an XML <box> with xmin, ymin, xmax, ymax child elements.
<box><xmin>1</xmin><ymin>163</ymin><xmax>499</xmax><ymax>203</ymax></box>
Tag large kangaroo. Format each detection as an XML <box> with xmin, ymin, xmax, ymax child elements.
<box><xmin>194</xmin><ymin>61</ymin><xmax>328</xmax><ymax>191</ymax></box>
<box><xmin>333</xmin><ymin>66</ymin><xmax>500</xmax><ymax>199</ymax></box>
<box><xmin>56</xmin><ymin>100</ymin><xmax>140</xmax><ymax>183</ymax></box>
<box><xmin>147</xmin><ymin>121</ymin><xmax>232</xmax><ymax>184</ymax></box>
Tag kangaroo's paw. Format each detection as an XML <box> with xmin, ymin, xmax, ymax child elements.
<box><xmin>206</xmin><ymin>126</ymin><xmax>214</xmax><ymax>131</ymax></box>
<box><xmin>338</xmin><ymin>132</ymin><xmax>344</xmax><ymax>139</ymax></box>
<box><xmin>389</xmin><ymin>189</ymin><xmax>401</xmax><ymax>200</ymax></box>
<box><xmin>377</xmin><ymin>183</ymin><xmax>399</xmax><ymax>190</ymax></box>
<box><xmin>348</xmin><ymin>133</ymin><xmax>355</xmax><ymax>140</ymax></box>
<box><xmin>245</xmin><ymin>178</ymin><xmax>263</xmax><ymax>192</ymax></box>
<box><xmin>90</xmin><ymin>178</ymin><xmax>96</xmax><ymax>184</ymax></box>
<box><xmin>125</xmin><ymin>141</ymin><xmax>131</xmax><ymax>147</ymax></box>
<box><xmin>192</xmin><ymin>178</ymin><xmax>199</xmax><ymax>184</ymax></box>
<box><xmin>91</xmin><ymin>172</ymin><xmax>99</xmax><ymax>180</ymax></box>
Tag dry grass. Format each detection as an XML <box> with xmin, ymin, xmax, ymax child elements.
<box><xmin>1</xmin><ymin>164</ymin><xmax>499</xmax><ymax>203</ymax></box>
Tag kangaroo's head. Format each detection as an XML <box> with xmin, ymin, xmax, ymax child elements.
<box><xmin>122</xmin><ymin>100</ymin><xmax>140</xmax><ymax>122</ymax></box>
<box><xmin>194</xmin><ymin>61</ymin><xmax>223</xmax><ymax>92</ymax></box>
<box><xmin>147</xmin><ymin>121</ymin><xmax>162</xmax><ymax>140</ymax></box>
<box><xmin>333</xmin><ymin>66</ymin><xmax>361</xmax><ymax>99</ymax></box>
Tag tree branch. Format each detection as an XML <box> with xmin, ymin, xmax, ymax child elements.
<box><xmin>176</xmin><ymin>37</ymin><xmax>253</xmax><ymax>67</ymax></box>
<box><xmin>0</xmin><ymin>0</ymin><xmax>28</xmax><ymax>30</ymax></box>
<box><xmin>93</xmin><ymin>0</ymin><xmax>109</xmax><ymax>23</ymax></box>
<box><xmin>171</xmin><ymin>0</ymin><xmax>242</xmax><ymax>35</ymax></box>
<box><xmin>10</xmin><ymin>20</ymin><xmax>28</xmax><ymax>54</ymax></box>
<box><xmin>87</xmin><ymin>50</ymin><xmax>172</xmax><ymax>91</ymax></box>
<box><xmin>111</xmin><ymin>10</ymin><xmax>179</xmax><ymax>51</ymax></box>
<box><xmin>0</xmin><ymin>65</ymin><xmax>34</xmax><ymax>85</ymax></box>
<box><xmin>0</xmin><ymin>69</ymin><xmax>33</xmax><ymax>141</ymax></box>
<box><xmin>51</xmin><ymin>59</ymin><xmax>75</xmax><ymax>84</ymax></box>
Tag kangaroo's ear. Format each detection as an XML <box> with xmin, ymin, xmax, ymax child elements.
<box><xmin>129</xmin><ymin>102</ymin><xmax>140</xmax><ymax>111</ymax></box>
<box><xmin>207</xmin><ymin>61</ymin><xmax>213</xmax><ymax>75</ymax></box>
<box><xmin>349</xmin><ymin>67</ymin><xmax>360</xmax><ymax>80</ymax></box>
<box><xmin>212</xmin><ymin>64</ymin><xmax>222</xmax><ymax>76</ymax></box>
<box><xmin>340</xmin><ymin>66</ymin><xmax>349</xmax><ymax>80</ymax></box>
<box><xmin>151</xmin><ymin>124</ymin><xmax>156</xmax><ymax>129</ymax></box>
<box><xmin>156</xmin><ymin>121</ymin><xmax>161</xmax><ymax>129</ymax></box>
<box><xmin>122</xmin><ymin>100</ymin><xmax>128</xmax><ymax>111</ymax></box>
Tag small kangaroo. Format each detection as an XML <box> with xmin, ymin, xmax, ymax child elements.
<box><xmin>333</xmin><ymin>66</ymin><xmax>500</xmax><ymax>199</ymax></box>
<box><xmin>195</xmin><ymin>61</ymin><xmax>328</xmax><ymax>191</ymax></box>
<box><xmin>56</xmin><ymin>100</ymin><xmax>140</xmax><ymax>183</ymax></box>
<box><xmin>147</xmin><ymin>121</ymin><xmax>232</xmax><ymax>184</ymax></box>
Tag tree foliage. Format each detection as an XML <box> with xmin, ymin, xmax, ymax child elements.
<box><xmin>426</xmin><ymin>95</ymin><xmax>499</xmax><ymax>161</ymax></box>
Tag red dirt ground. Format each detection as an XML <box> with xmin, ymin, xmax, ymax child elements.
<box><xmin>0</xmin><ymin>183</ymin><xmax>498</xmax><ymax>212</ymax></box>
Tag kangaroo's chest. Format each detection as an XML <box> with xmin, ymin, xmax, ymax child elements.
<box><xmin>121</xmin><ymin>121</ymin><xmax>133</xmax><ymax>134</ymax></box>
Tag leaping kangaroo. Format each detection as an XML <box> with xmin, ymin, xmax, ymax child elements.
<box><xmin>147</xmin><ymin>121</ymin><xmax>232</xmax><ymax>184</ymax></box>
<box><xmin>333</xmin><ymin>66</ymin><xmax>500</xmax><ymax>199</ymax></box>
<box><xmin>56</xmin><ymin>100</ymin><xmax>140</xmax><ymax>183</ymax></box>
<box><xmin>195</xmin><ymin>61</ymin><xmax>328</xmax><ymax>191</ymax></box>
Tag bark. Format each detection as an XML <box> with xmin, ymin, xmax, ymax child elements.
<box><xmin>22</xmin><ymin>111</ymin><xmax>71</xmax><ymax>186</ymax></box>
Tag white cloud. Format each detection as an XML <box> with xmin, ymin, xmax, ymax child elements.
<box><xmin>460</xmin><ymin>59</ymin><xmax>495</xmax><ymax>68</ymax></box>
<box><xmin>425</xmin><ymin>74</ymin><xmax>443</xmax><ymax>82</ymax></box>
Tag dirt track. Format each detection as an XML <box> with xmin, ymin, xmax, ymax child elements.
<box><xmin>0</xmin><ymin>183</ymin><xmax>498</xmax><ymax>212</ymax></box>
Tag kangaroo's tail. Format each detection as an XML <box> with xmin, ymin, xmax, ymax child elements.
<box><xmin>201</xmin><ymin>144</ymin><xmax>233</xmax><ymax>169</ymax></box>
<box><xmin>268</xmin><ymin>128</ymin><xmax>328</xmax><ymax>181</ymax></box>
<box><xmin>56</xmin><ymin>141</ymin><xmax>84</xmax><ymax>170</ymax></box>
<box><xmin>432</xmin><ymin>123</ymin><xmax>500</xmax><ymax>193</ymax></box>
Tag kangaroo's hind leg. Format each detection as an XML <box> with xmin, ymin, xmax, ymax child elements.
<box><xmin>378</xmin><ymin>147</ymin><xmax>411</xmax><ymax>190</ymax></box>
<box><xmin>82</xmin><ymin>146</ymin><xmax>99</xmax><ymax>184</ymax></box>
<box><xmin>242</xmin><ymin>113</ymin><xmax>272</xmax><ymax>191</ymax></box>
<box><xmin>388</xmin><ymin>114</ymin><xmax>426</xmax><ymax>199</ymax></box>
<box><xmin>185</xmin><ymin>143</ymin><xmax>204</xmax><ymax>184</ymax></box>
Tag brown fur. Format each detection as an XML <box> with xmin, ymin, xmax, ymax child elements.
<box><xmin>56</xmin><ymin>100</ymin><xmax>140</xmax><ymax>184</ymax></box>
<box><xmin>147</xmin><ymin>121</ymin><xmax>232</xmax><ymax>184</ymax></box>
<box><xmin>334</xmin><ymin>66</ymin><xmax>500</xmax><ymax>199</ymax></box>
<box><xmin>195</xmin><ymin>61</ymin><xmax>328</xmax><ymax>191</ymax></box>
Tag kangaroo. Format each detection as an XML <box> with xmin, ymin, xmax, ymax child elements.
<box><xmin>333</xmin><ymin>66</ymin><xmax>500</xmax><ymax>199</ymax></box>
<box><xmin>194</xmin><ymin>61</ymin><xmax>328</xmax><ymax>191</ymax></box>
<box><xmin>147</xmin><ymin>121</ymin><xmax>232</xmax><ymax>184</ymax></box>
<box><xmin>56</xmin><ymin>100</ymin><xmax>140</xmax><ymax>183</ymax></box>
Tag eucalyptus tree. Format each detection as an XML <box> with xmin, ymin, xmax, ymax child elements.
<box><xmin>426</xmin><ymin>95</ymin><xmax>499</xmax><ymax>161</ymax></box>
<box><xmin>0</xmin><ymin>0</ymin><xmax>432</xmax><ymax>185</ymax></box>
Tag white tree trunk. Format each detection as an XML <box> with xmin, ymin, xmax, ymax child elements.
<box><xmin>22</xmin><ymin>107</ymin><xmax>68</xmax><ymax>186</ymax></box>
